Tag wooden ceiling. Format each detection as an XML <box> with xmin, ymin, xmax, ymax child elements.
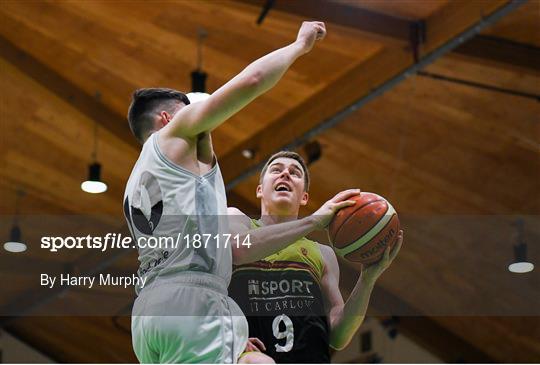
<box><xmin>1</xmin><ymin>0</ymin><xmax>539</xmax><ymax>363</ymax></box>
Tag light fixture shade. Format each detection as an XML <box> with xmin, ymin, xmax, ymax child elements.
<box><xmin>10</xmin><ymin>224</ymin><xmax>21</xmax><ymax>242</ymax></box>
<box><xmin>191</xmin><ymin>70</ymin><xmax>207</xmax><ymax>93</ymax></box>
<box><xmin>508</xmin><ymin>242</ymin><xmax>533</xmax><ymax>273</ymax></box>
<box><xmin>187</xmin><ymin>92</ymin><xmax>210</xmax><ymax>104</ymax></box>
<box><xmin>82</xmin><ymin>162</ymin><xmax>107</xmax><ymax>194</ymax></box>
<box><xmin>304</xmin><ymin>140</ymin><xmax>322</xmax><ymax>165</ymax></box>
<box><xmin>508</xmin><ymin>262</ymin><xmax>534</xmax><ymax>273</ymax></box>
<box><xmin>4</xmin><ymin>225</ymin><xmax>26</xmax><ymax>253</ymax></box>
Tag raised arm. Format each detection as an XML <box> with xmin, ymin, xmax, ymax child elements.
<box><xmin>322</xmin><ymin>231</ymin><xmax>404</xmax><ymax>350</ymax></box>
<box><xmin>162</xmin><ymin>21</ymin><xmax>326</xmax><ymax>138</ymax></box>
<box><xmin>229</xmin><ymin>189</ymin><xmax>360</xmax><ymax>265</ymax></box>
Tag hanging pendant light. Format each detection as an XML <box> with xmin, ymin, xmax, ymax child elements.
<box><xmin>81</xmin><ymin>162</ymin><xmax>107</xmax><ymax>194</ymax></box>
<box><xmin>4</xmin><ymin>190</ymin><xmax>27</xmax><ymax>253</ymax></box>
<box><xmin>508</xmin><ymin>219</ymin><xmax>534</xmax><ymax>273</ymax></box>
<box><xmin>82</xmin><ymin>122</ymin><xmax>107</xmax><ymax>194</ymax></box>
<box><xmin>508</xmin><ymin>242</ymin><xmax>534</xmax><ymax>273</ymax></box>
<box><xmin>191</xmin><ymin>27</ymin><xmax>208</xmax><ymax>93</ymax></box>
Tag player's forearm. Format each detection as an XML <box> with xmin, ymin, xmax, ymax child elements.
<box><xmin>232</xmin><ymin>215</ymin><xmax>319</xmax><ymax>265</ymax></box>
<box><xmin>329</xmin><ymin>276</ymin><xmax>376</xmax><ymax>350</ymax></box>
<box><xmin>239</xmin><ymin>41</ymin><xmax>305</xmax><ymax>95</ymax></box>
<box><xmin>168</xmin><ymin>42</ymin><xmax>305</xmax><ymax>138</ymax></box>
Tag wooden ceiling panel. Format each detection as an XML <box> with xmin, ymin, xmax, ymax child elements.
<box><xmin>0</xmin><ymin>2</ymin><xmax>137</xmax><ymax>118</ymax></box>
<box><xmin>0</xmin><ymin>0</ymin><xmax>382</xmax><ymax>159</ymax></box>
<box><xmin>482</xmin><ymin>0</ymin><xmax>540</xmax><ymax>46</ymax></box>
<box><xmin>423</xmin><ymin>0</ymin><xmax>508</xmax><ymax>54</ymax></box>
<box><xmin>289</xmin><ymin>75</ymin><xmax>539</xmax><ymax>214</ymax></box>
<box><xmin>0</xmin><ymin>184</ymin><xmax>69</xmax><ymax>215</ymax></box>
<box><xmin>156</xmin><ymin>1</ymin><xmax>361</xmax><ymax>81</ymax></box>
<box><xmin>426</xmin><ymin>56</ymin><xmax>540</xmax><ymax>95</ymax></box>
<box><xmin>0</xmin><ymin>58</ymin><xmax>132</xmax><ymax>217</ymax></box>
<box><xmin>334</xmin><ymin>0</ymin><xmax>450</xmax><ymax>20</ymax></box>
<box><xmin>225</xmin><ymin>0</ymin><xmax>388</xmax><ymax>55</ymax></box>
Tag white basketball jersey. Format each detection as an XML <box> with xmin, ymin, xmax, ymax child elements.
<box><xmin>123</xmin><ymin>132</ymin><xmax>231</xmax><ymax>294</ymax></box>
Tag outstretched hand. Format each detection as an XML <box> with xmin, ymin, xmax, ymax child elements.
<box><xmin>295</xmin><ymin>21</ymin><xmax>326</xmax><ymax>54</ymax></box>
<box><xmin>362</xmin><ymin>230</ymin><xmax>403</xmax><ymax>284</ymax></box>
<box><xmin>312</xmin><ymin>189</ymin><xmax>360</xmax><ymax>229</ymax></box>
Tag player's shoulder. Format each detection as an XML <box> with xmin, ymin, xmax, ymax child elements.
<box><xmin>316</xmin><ymin>243</ymin><xmax>339</xmax><ymax>269</ymax></box>
<box><xmin>301</xmin><ymin>239</ymin><xmax>333</xmax><ymax>258</ymax></box>
<box><xmin>227</xmin><ymin>207</ymin><xmax>252</xmax><ymax>229</ymax></box>
<box><xmin>227</xmin><ymin>207</ymin><xmax>246</xmax><ymax>216</ymax></box>
<box><xmin>317</xmin><ymin>243</ymin><xmax>336</xmax><ymax>258</ymax></box>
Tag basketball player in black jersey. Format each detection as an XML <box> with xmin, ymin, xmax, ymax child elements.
<box><xmin>229</xmin><ymin>151</ymin><xmax>403</xmax><ymax>363</ymax></box>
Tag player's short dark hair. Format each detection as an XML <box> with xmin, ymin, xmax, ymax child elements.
<box><xmin>259</xmin><ymin>151</ymin><xmax>310</xmax><ymax>192</ymax></box>
<box><xmin>127</xmin><ymin>88</ymin><xmax>190</xmax><ymax>143</ymax></box>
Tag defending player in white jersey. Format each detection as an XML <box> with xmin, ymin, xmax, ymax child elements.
<box><xmin>123</xmin><ymin>21</ymin><xmax>360</xmax><ymax>363</ymax></box>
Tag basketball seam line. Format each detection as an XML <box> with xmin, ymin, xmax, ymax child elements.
<box><xmin>334</xmin><ymin>203</ymin><xmax>396</xmax><ymax>257</ymax></box>
<box><xmin>332</xmin><ymin>199</ymin><xmax>385</xmax><ymax>239</ymax></box>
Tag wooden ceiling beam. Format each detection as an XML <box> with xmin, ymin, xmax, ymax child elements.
<box><xmin>452</xmin><ymin>35</ymin><xmax>540</xmax><ymax>74</ymax></box>
<box><xmin>0</xmin><ymin>35</ymin><xmax>139</xmax><ymax>151</ymax></box>
<box><xmin>220</xmin><ymin>0</ymin><xmax>516</xmax><ymax>188</ymax></box>
<box><xmin>235</xmin><ymin>0</ymin><xmax>413</xmax><ymax>45</ymax></box>
<box><xmin>221</xmin><ymin>46</ymin><xmax>411</xmax><ymax>186</ymax></box>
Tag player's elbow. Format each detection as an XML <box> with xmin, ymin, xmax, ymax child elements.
<box><xmin>330</xmin><ymin>343</ymin><xmax>347</xmax><ymax>351</ymax></box>
<box><xmin>247</xmin><ymin>70</ymin><xmax>263</xmax><ymax>88</ymax></box>
<box><xmin>239</xmin><ymin>71</ymin><xmax>263</xmax><ymax>92</ymax></box>
<box><xmin>330</xmin><ymin>337</ymin><xmax>350</xmax><ymax>351</ymax></box>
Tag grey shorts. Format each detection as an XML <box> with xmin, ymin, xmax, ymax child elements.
<box><xmin>131</xmin><ymin>272</ymin><xmax>248</xmax><ymax>363</ymax></box>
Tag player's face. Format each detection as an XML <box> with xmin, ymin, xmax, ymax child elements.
<box><xmin>257</xmin><ymin>157</ymin><xmax>308</xmax><ymax>211</ymax></box>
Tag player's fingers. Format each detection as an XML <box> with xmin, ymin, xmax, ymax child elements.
<box><xmin>245</xmin><ymin>343</ymin><xmax>256</xmax><ymax>352</ymax></box>
<box><xmin>333</xmin><ymin>189</ymin><xmax>360</xmax><ymax>202</ymax></box>
<box><xmin>251</xmin><ymin>337</ymin><xmax>266</xmax><ymax>352</ymax></box>
<box><xmin>245</xmin><ymin>339</ymin><xmax>259</xmax><ymax>352</ymax></box>
<box><xmin>314</xmin><ymin>21</ymin><xmax>326</xmax><ymax>31</ymax></box>
<box><xmin>334</xmin><ymin>200</ymin><xmax>355</xmax><ymax>211</ymax></box>
<box><xmin>316</xmin><ymin>25</ymin><xmax>326</xmax><ymax>40</ymax></box>
<box><xmin>258</xmin><ymin>341</ymin><xmax>267</xmax><ymax>352</ymax></box>
<box><xmin>383</xmin><ymin>245</ymin><xmax>391</xmax><ymax>263</ymax></box>
<box><xmin>389</xmin><ymin>231</ymin><xmax>404</xmax><ymax>261</ymax></box>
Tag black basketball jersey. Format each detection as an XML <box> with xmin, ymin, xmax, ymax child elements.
<box><xmin>229</xmin><ymin>225</ymin><xmax>330</xmax><ymax>363</ymax></box>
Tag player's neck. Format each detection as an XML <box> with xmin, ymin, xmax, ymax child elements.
<box><xmin>260</xmin><ymin>205</ymin><xmax>299</xmax><ymax>226</ymax></box>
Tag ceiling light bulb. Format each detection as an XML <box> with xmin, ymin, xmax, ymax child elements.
<box><xmin>242</xmin><ymin>149</ymin><xmax>255</xmax><ymax>159</ymax></box>
<box><xmin>4</xmin><ymin>241</ymin><xmax>27</xmax><ymax>253</ymax></box>
<box><xmin>4</xmin><ymin>225</ymin><xmax>26</xmax><ymax>253</ymax></box>
<box><xmin>508</xmin><ymin>262</ymin><xmax>534</xmax><ymax>273</ymax></box>
<box><xmin>82</xmin><ymin>163</ymin><xmax>107</xmax><ymax>194</ymax></box>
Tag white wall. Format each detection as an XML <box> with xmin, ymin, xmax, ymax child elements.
<box><xmin>331</xmin><ymin>318</ymin><xmax>442</xmax><ymax>363</ymax></box>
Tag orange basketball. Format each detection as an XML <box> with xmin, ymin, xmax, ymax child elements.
<box><xmin>329</xmin><ymin>192</ymin><xmax>400</xmax><ymax>265</ymax></box>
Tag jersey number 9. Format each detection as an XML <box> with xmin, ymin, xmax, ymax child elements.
<box><xmin>272</xmin><ymin>314</ymin><xmax>294</xmax><ymax>352</ymax></box>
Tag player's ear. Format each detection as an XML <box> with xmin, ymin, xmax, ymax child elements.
<box><xmin>159</xmin><ymin>111</ymin><xmax>171</xmax><ymax>126</ymax></box>
<box><xmin>300</xmin><ymin>191</ymin><xmax>309</xmax><ymax>206</ymax></box>
<box><xmin>256</xmin><ymin>184</ymin><xmax>263</xmax><ymax>199</ymax></box>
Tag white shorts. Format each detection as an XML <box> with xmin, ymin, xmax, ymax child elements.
<box><xmin>131</xmin><ymin>272</ymin><xmax>248</xmax><ymax>363</ymax></box>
